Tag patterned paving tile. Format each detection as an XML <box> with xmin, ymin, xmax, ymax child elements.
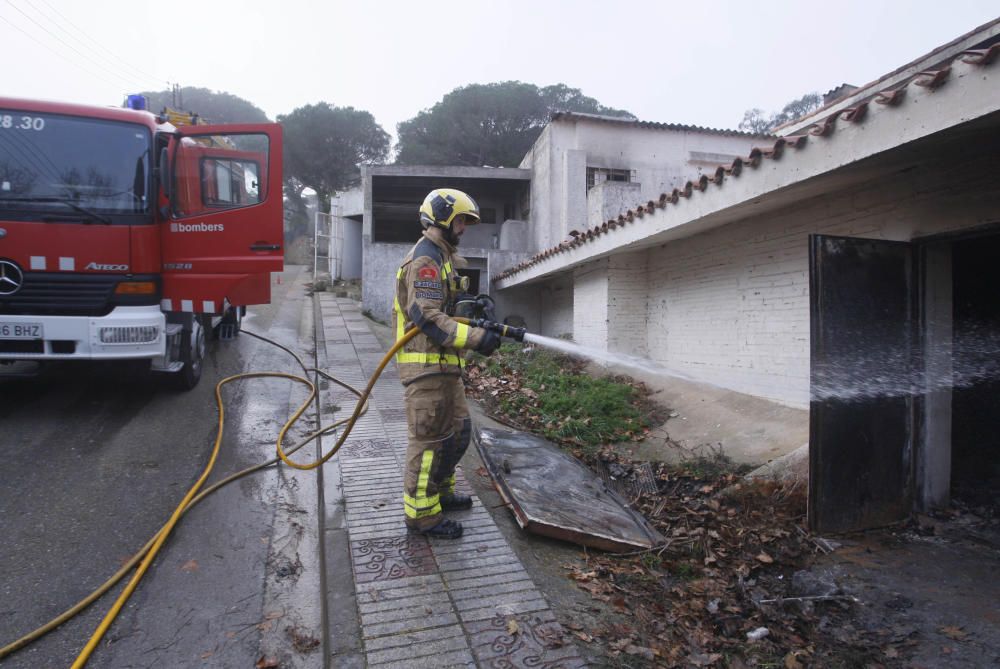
<box><xmin>378</xmin><ymin>407</ymin><xmax>408</xmax><ymax>422</ymax></box>
<box><xmin>351</xmin><ymin>535</ymin><xmax>436</xmax><ymax>583</ymax></box>
<box><xmin>465</xmin><ymin>611</ymin><xmax>586</xmax><ymax>668</ymax></box>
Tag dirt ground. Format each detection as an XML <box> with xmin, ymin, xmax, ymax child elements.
<box><xmin>813</xmin><ymin>520</ymin><xmax>1000</xmax><ymax>668</ymax></box>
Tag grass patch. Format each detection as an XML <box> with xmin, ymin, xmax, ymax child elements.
<box><xmin>469</xmin><ymin>343</ymin><xmax>653</xmax><ymax>455</ymax></box>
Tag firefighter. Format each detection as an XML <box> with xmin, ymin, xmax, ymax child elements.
<box><xmin>393</xmin><ymin>188</ymin><xmax>501</xmax><ymax>539</ymax></box>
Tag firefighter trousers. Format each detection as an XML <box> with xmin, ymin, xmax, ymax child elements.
<box><xmin>402</xmin><ymin>374</ymin><xmax>471</xmax><ymax>530</ymax></box>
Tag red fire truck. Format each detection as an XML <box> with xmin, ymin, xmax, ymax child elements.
<box><xmin>0</xmin><ymin>96</ymin><xmax>284</xmax><ymax>389</ymax></box>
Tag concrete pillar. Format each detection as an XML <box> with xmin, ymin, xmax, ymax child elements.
<box><xmin>920</xmin><ymin>243</ymin><xmax>952</xmax><ymax>510</ymax></box>
<box><xmin>562</xmin><ymin>150</ymin><xmax>587</xmax><ymax>240</ymax></box>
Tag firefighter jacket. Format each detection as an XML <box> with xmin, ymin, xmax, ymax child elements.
<box><xmin>393</xmin><ymin>227</ymin><xmax>486</xmax><ymax>385</ymax></box>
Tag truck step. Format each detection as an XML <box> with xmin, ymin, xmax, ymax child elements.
<box><xmin>218</xmin><ymin>323</ymin><xmax>237</xmax><ymax>341</ymax></box>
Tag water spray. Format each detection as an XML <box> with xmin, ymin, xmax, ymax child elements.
<box><xmin>469</xmin><ymin>318</ymin><xmax>701</xmax><ymax>382</ymax></box>
<box><xmin>459</xmin><ymin>295</ymin><xmax>692</xmax><ymax>380</ymax></box>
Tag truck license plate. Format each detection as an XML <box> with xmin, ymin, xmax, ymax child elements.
<box><xmin>0</xmin><ymin>322</ymin><xmax>43</xmax><ymax>339</ymax></box>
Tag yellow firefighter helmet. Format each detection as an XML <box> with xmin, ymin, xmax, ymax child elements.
<box><xmin>419</xmin><ymin>188</ymin><xmax>480</xmax><ymax>229</ymax></box>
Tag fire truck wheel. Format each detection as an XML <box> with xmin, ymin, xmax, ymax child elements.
<box><xmin>173</xmin><ymin>320</ymin><xmax>206</xmax><ymax>390</ymax></box>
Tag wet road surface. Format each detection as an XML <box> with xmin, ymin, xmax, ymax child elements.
<box><xmin>0</xmin><ymin>266</ymin><xmax>316</xmax><ymax>668</ymax></box>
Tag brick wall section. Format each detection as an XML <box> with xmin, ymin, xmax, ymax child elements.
<box><xmin>607</xmin><ymin>252</ymin><xmax>648</xmax><ymax>356</ymax></box>
<box><xmin>573</xmin><ymin>262</ymin><xmax>608</xmax><ymax>349</ymax></box>
<box><xmin>539</xmin><ymin>279</ymin><xmax>574</xmax><ymax>338</ymax></box>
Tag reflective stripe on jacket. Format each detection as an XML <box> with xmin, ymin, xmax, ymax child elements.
<box><xmin>393</xmin><ymin>228</ymin><xmax>485</xmax><ymax>385</ymax></box>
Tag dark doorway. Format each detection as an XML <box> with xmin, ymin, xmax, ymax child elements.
<box><xmin>950</xmin><ymin>234</ymin><xmax>1000</xmax><ymax>514</ymax></box>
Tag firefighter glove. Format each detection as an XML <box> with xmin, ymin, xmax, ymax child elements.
<box><xmin>475</xmin><ymin>329</ymin><xmax>501</xmax><ymax>356</ymax></box>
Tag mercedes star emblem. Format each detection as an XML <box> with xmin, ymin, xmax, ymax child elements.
<box><xmin>0</xmin><ymin>259</ymin><xmax>24</xmax><ymax>296</ymax></box>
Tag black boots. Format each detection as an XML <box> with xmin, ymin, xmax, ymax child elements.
<box><xmin>409</xmin><ymin>517</ymin><xmax>463</xmax><ymax>539</ymax></box>
<box><xmin>406</xmin><ymin>493</ymin><xmax>472</xmax><ymax>540</ymax></box>
<box><xmin>440</xmin><ymin>492</ymin><xmax>473</xmax><ymax>511</ymax></box>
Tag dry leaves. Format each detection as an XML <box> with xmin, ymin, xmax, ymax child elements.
<box><xmin>940</xmin><ymin>625</ymin><xmax>968</xmax><ymax>641</ymax></box>
<box><xmin>556</xmin><ymin>461</ymin><xmax>901</xmax><ymax>666</ymax></box>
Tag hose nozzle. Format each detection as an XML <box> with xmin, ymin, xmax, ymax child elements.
<box><xmin>471</xmin><ymin>319</ymin><xmax>526</xmax><ymax>342</ymax></box>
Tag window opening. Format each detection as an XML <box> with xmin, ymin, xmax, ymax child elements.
<box><xmin>586</xmin><ymin>167</ymin><xmax>635</xmax><ymax>190</ymax></box>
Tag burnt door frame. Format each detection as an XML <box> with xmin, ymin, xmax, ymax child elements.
<box><xmin>808</xmin><ymin>234</ymin><xmax>917</xmax><ymax>533</ymax></box>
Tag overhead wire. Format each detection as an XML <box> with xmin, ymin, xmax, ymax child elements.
<box><xmin>0</xmin><ymin>10</ymin><xmax>127</xmax><ymax>91</ymax></box>
<box><xmin>0</xmin><ymin>120</ymin><xmax>65</xmax><ymax>180</ymax></box>
<box><xmin>1</xmin><ymin>0</ymin><xmax>161</xmax><ymax>92</ymax></box>
<box><xmin>26</xmin><ymin>0</ymin><xmax>167</xmax><ymax>86</ymax></box>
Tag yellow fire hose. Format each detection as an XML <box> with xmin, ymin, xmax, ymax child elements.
<box><xmin>0</xmin><ymin>319</ymin><xmax>438</xmax><ymax>666</ymax></box>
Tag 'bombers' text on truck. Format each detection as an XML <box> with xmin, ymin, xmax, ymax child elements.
<box><xmin>0</xmin><ymin>96</ymin><xmax>284</xmax><ymax>389</ymax></box>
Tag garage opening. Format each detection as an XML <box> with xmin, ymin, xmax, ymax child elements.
<box><xmin>810</xmin><ymin>230</ymin><xmax>1000</xmax><ymax>532</ymax></box>
<box><xmin>950</xmin><ymin>234</ymin><xmax>1000</xmax><ymax>515</ymax></box>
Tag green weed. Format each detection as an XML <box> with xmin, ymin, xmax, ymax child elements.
<box><xmin>488</xmin><ymin>344</ymin><xmax>650</xmax><ymax>452</ymax></box>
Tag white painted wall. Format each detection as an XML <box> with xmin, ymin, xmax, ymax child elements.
<box><xmin>588</xmin><ymin>181</ymin><xmax>642</xmax><ymax>229</ymax></box>
<box><xmin>362</xmin><ymin>240</ymin><xmax>410</xmax><ymax>323</ymax></box>
<box><xmin>520</xmin><ymin>119</ymin><xmax>765</xmax><ymax>253</ymax></box>
<box><xmin>333</xmin><ymin>187</ymin><xmax>364</xmax><ymax>217</ymax></box>
<box><xmin>361</xmin><ymin>236</ymin><xmax>512</xmax><ymax>323</ymax></box>
<box><xmin>573</xmin><ymin>262</ymin><xmax>609</xmax><ymax>349</ymax></box>
<box><xmin>607</xmin><ymin>252</ymin><xmax>648</xmax><ymax>356</ymax></box>
<box><xmin>538</xmin><ymin>278</ymin><xmax>573</xmax><ymax>338</ymax></box>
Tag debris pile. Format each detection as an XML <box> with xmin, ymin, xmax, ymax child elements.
<box><xmin>563</xmin><ymin>459</ymin><xmax>898</xmax><ymax>667</ymax></box>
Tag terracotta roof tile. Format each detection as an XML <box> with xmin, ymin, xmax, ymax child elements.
<box><xmin>875</xmin><ymin>87</ymin><xmax>907</xmax><ymax>106</ymax></box>
<box><xmin>914</xmin><ymin>67</ymin><xmax>950</xmax><ymax>90</ymax></box>
<box><xmin>961</xmin><ymin>44</ymin><xmax>999</xmax><ymax>65</ymax></box>
<box><xmin>841</xmin><ymin>102</ymin><xmax>869</xmax><ymax>123</ymax></box>
<box><xmin>492</xmin><ymin>54</ymin><xmax>995</xmax><ymax>284</ymax></box>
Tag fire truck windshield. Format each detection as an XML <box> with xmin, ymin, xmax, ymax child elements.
<box><xmin>0</xmin><ymin>111</ymin><xmax>152</xmax><ymax>224</ymax></box>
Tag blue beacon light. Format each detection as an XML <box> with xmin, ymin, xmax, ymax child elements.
<box><xmin>125</xmin><ymin>94</ymin><xmax>148</xmax><ymax>111</ymax></box>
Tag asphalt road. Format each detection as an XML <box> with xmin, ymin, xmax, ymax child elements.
<box><xmin>0</xmin><ymin>266</ymin><xmax>318</xmax><ymax>668</ymax></box>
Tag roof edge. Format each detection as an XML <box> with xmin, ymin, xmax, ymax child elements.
<box><xmin>550</xmin><ymin>110</ymin><xmax>772</xmax><ymax>139</ymax></box>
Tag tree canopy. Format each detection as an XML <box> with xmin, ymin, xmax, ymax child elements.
<box><xmin>395</xmin><ymin>82</ymin><xmax>634</xmax><ymax>167</ymax></box>
<box><xmin>137</xmin><ymin>86</ymin><xmax>269</xmax><ymax>124</ymax></box>
<box><xmin>738</xmin><ymin>92</ymin><xmax>824</xmax><ymax>134</ymax></box>
<box><xmin>278</xmin><ymin>103</ymin><xmax>390</xmax><ymax>213</ymax></box>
